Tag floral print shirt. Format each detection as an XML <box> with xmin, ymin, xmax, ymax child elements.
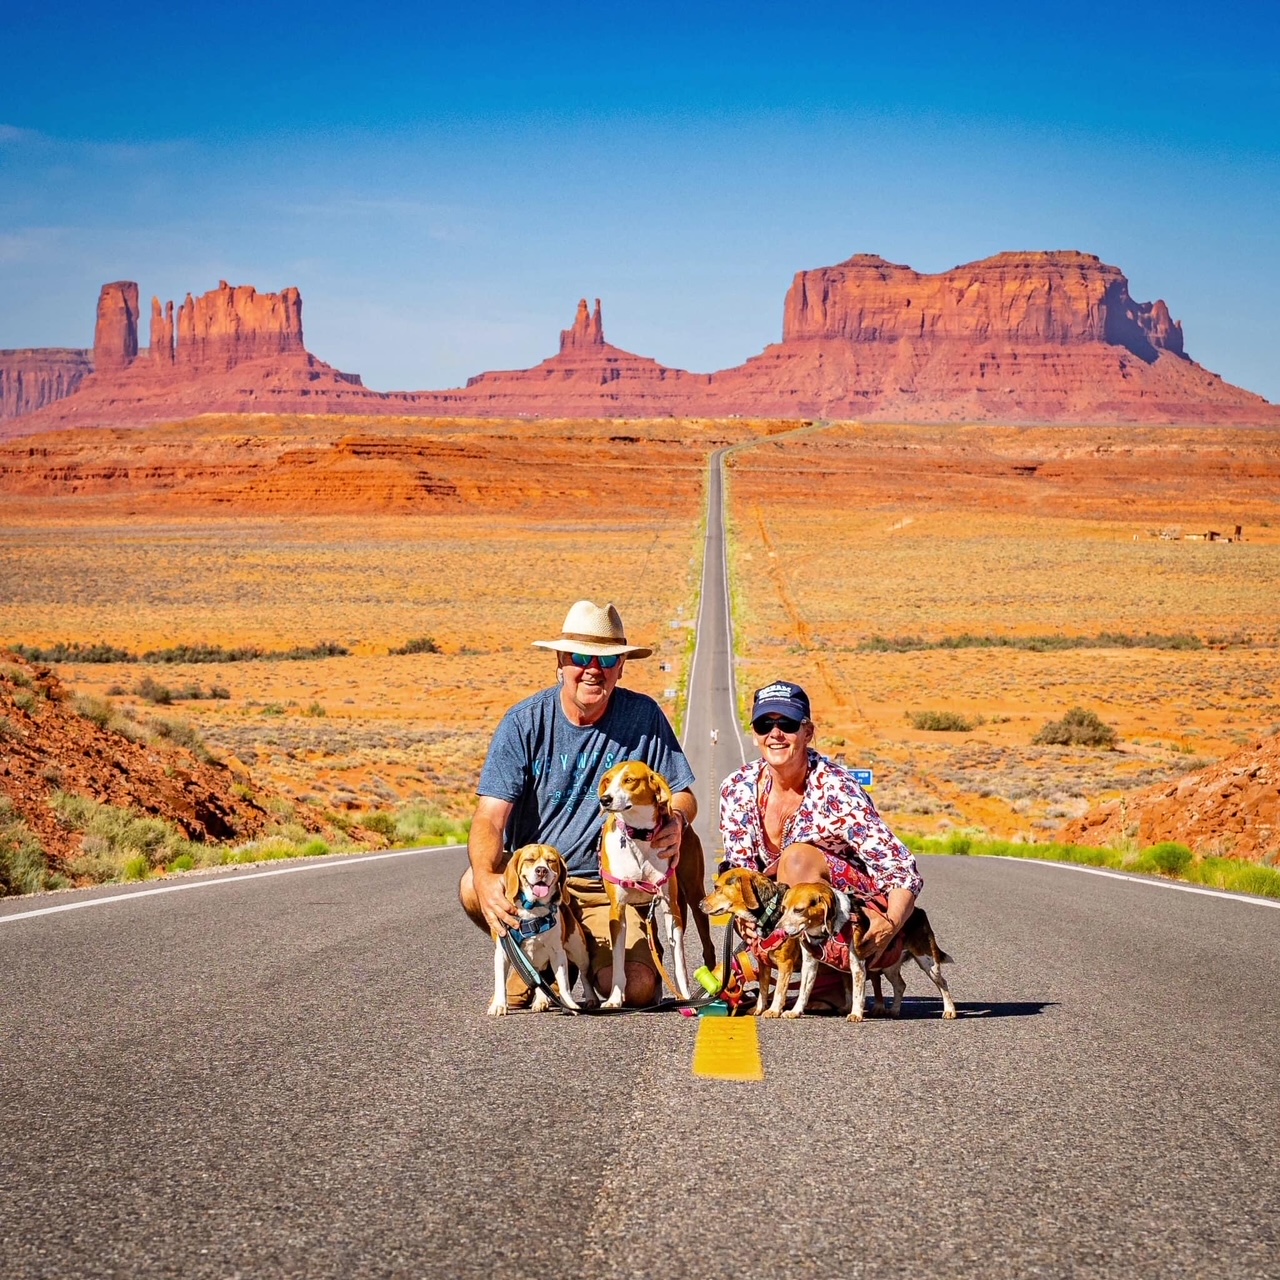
<box><xmin>719</xmin><ymin>749</ymin><xmax>923</xmax><ymax>897</ymax></box>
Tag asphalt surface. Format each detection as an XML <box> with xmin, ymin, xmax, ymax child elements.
<box><xmin>2</xmin><ymin>448</ymin><xmax>1278</xmax><ymax>1278</ymax></box>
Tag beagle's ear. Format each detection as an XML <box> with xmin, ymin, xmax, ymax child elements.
<box><xmin>652</xmin><ymin>772</ymin><xmax>673</xmax><ymax>810</ymax></box>
<box><xmin>554</xmin><ymin>851</ymin><xmax>568</xmax><ymax>897</ymax></box>
<box><xmin>739</xmin><ymin>874</ymin><xmax>760</xmax><ymax>911</ymax></box>
<box><xmin>503</xmin><ymin>850</ymin><xmax>523</xmax><ymax>906</ymax></box>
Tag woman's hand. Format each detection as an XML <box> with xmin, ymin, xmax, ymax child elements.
<box><xmin>733</xmin><ymin>912</ymin><xmax>759</xmax><ymax>945</ymax></box>
<box><xmin>860</xmin><ymin>911</ymin><xmax>897</xmax><ymax>964</ymax></box>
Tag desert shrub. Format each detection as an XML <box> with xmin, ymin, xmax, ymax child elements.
<box><xmin>260</xmin><ymin>704</ymin><xmax>285</xmax><ymax>716</ymax></box>
<box><xmin>393</xmin><ymin>804</ymin><xmax>471</xmax><ymax>846</ymax></box>
<box><xmin>150</xmin><ymin>716</ymin><xmax>216</xmax><ymax>763</ymax></box>
<box><xmin>1033</xmin><ymin>707</ymin><xmax>1117</xmax><ymax>749</ymax></box>
<box><xmin>71</xmin><ymin>694</ymin><xmax>114</xmax><ymax>729</ymax></box>
<box><xmin>910</xmin><ymin>710</ymin><xmax>975</xmax><ymax>732</ymax></box>
<box><xmin>12</xmin><ymin>641</ymin><xmax>136</xmax><ymax>663</ymax></box>
<box><xmin>135</xmin><ymin>675</ymin><xmax>174</xmax><ymax>705</ymax></box>
<box><xmin>303</xmin><ymin>702</ymin><xmax>327</xmax><ymax>717</ymax></box>
<box><xmin>0</xmin><ymin>715</ymin><xmax>20</xmax><ymax>740</ymax></box>
<box><xmin>141</xmin><ymin>641</ymin><xmax>348</xmax><ymax>664</ymax></box>
<box><xmin>0</xmin><ymin>797</ymin><xmax>50</xmax><ymax>895</ymax></box>
<box><xmin>209</xmin><ymin>686</ymin><xmax>231</xmax><ymax>700</ymax></box>
<box><xmin>2</xmin><ymin>666</ymin><xmax>34</xmax><ymax>688</ymax></box>
<box><xmin>858</xmin><ymin>632</ymin><xmax>1207</xmax><ymax>654</ymax></box>
<box><xmin>169</xmin><ymin>853</ymin><xmax>196</xmax><ymax>872</ymax></box>
<box><xmin>12</xmin><ymin>688</ymin><xmax>39</xmax><ymax>714</ymax></box>
<box><xmin>358</xmin><ymin>812</ymin><xmax>397</xmax><ymax>838</ymax></box>
<box><xmin>389</xmin><ymin>636</ymin><xmax>441</xmax><ymax>655</ymax></box>
<box><xmin>50</xmin><ymin>791</ymin><xmax>201</xmax><ymax>882</ymax></box>
<box><xmin>1140</xmin><ymin>842</ymin><xmax>1194</xmax><ymax>876</ymax></box>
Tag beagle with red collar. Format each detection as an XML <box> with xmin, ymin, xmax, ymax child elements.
<box><xmin>488</xmin><ymin>843</ymin><xmax>595</xmax><ymax>1016</ymax></box>
<box><xmin>597</xmin><ymin>761</ymin><xmax>693</xmax><ymax>1006</ymax></box>
<box><xmin>778</xmin><ymin>881</ymin><xmax>957</xmax><ymax>1021</ymax></box>
<box><xmin>700</xmin><ymin>867</ymin><xmax>803</xmax><ymax>1018</ymax></box>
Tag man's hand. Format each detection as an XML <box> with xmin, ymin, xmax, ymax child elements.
<box><xmin>733</xmin><ymin>911</ymin><xmax>760</xmax><ymax>945</ymax></box>
<box><xmin>475</xmin><ymin>868</ymin><xmax>521</xmax><ymax>932</ymax></box>
<box><xmin>650</xmin><ymin>809</ymin><xmax>684</xmax><ymax>860</ymax></box>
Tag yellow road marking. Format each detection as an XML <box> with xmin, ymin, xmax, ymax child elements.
<box><xmin>692</xmin><ymin>1014</ymin><xmax>764</xmax><ymax>1081</ymax></box>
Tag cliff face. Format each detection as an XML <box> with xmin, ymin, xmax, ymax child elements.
<box><xmin>93</xmin><ymin>281</ymin><xmax>140</xmax><ymax>371</ymax></box>
<box><xmin>174</xmin><ymin>281</ymin><xmax>305</xmax><ymax>371</ymax></box>
<box><xmin>0</xmin><ymin>349</ymin><xmax>93</xmax><ymax>419</ymax></box>
<box><xmin>711</xmin><ymin>250</ymin><xmax>1271</xmax><ymax>423</ymax></box>
<box><xmin>781</xmin><ymin>252</ymin><xmax>1185</xmax><ymax>360</ymax></box>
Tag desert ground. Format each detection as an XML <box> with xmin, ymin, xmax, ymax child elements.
<box><xmin>2</xmin><ymin>416</ymin><xmax>1278</xmax><ymax>849</ymax></box>
<box><xmin>726</xmin><ymin>423</ymin><xmax>1280</xmax><ymax>841</ymax></box>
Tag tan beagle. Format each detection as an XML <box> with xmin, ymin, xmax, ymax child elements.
<box><xmin>700</xmin><ymin>867</ymin><xmax>803</xmax><ymax>1018</ymax></box>
<box><xmin>778</xmin><ymin>881</ymin><xmax>957</xmax><ymax>1021</ymax></box>
<box><xmin>488</xmin><ymin>843</ymin><xmax>595</xmax><ymax>1016</ymax></box>
<box><xmin>597</xmin><ymin>761</ymin><xmax>692</xmax><ymax>1006</ymax></box>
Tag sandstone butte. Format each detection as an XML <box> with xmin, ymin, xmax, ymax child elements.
<box><xmin>3</xmin><ymin>251</ymin><xmax>1278</xmax><ymax>438</ymax></box>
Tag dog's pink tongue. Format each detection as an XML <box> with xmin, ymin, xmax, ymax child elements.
<box><xmin>530</xmin><ymin>884</ymin><xmax>551</xmax><ymax>899</ymax></box>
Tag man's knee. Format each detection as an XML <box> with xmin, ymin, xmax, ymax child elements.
<box><xmin>458</xmin><ymin>866</ymin><xmax>488</xmax><ymax>932</ymax></box>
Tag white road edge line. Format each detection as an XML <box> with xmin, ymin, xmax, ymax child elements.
<box><xmin>0</xmin><ymin>844</ymin><xmax>464</xmax><ymax>926</ymax></box>
<box><xmin>987</xmin><ymin>855</ymin><xmax>1280</xmax><ymax>909</ymax></box>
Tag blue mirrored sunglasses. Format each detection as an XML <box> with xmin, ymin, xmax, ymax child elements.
<box><xmin>567</xmin><ymin>652</ymin><xmax>622</xmax><ymax>669</ymax></box>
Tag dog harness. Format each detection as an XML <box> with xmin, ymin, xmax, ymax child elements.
<box><xmin>598</xmin><ymin>817</ymin><xmax>682</xmax><ymax>894</ymax></box>
<box><xmin>511</xmin><ymin>890</ymin><xmax>558</xmax><ymax>941</ymax></box>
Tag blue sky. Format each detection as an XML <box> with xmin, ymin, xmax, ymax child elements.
<box><xmin>2</xmin><ymin>1</ymin><xmax>1278</xmax><ymax>400</ymax></box>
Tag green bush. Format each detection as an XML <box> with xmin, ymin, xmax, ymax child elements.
<box><xmin>1033</xmin><ymin>707</ymin><xmax>1118</xmax><ymax>749</ymax></box>
<box><xmin>393</xmin><ymin>804</ymin><xmax>471</xmax><ymax>846</ymax></box>
<box><xmin>71</xmin><ymin>694</ymin><xmax>114</xmax><ymax>729</ymax></box>
<box><xmin>358</xmin><ymin>812</ymin><xmax>397</xmax><ymax>838</ymax></box>
<box><xmin>389</xmin><ymin>636</ymin><xmax>441</xmax><ymax>655</ymax></box>
<box><xmin>12</xmin><ymin>688</ymin><xmax>39</xmax><ymax>714</ymax></box>
<box><xmin>12</xmin><ymin>641</ymin><xmax>136</xmax><ymax>663</ymax></box>
<box><xmin>135</xmin><ymin>675</ymin><xmax>174</xmax><ymax>705</ymax></box>
<box><xmin>1145</xmin><ymin>842</ymin><xmax>1193</xmax><ymax>876</ymax></box>
<box><xmin>50</xmin><ymin>791</ymin><xmax>202</xmax><ymax>882</ymax></box>
<box><xmin>0</xmin><ymin>798</ymin><xmax>49</xmax><ymax>895</ymax></box>
<box><xmin>910</xmin><ymin>710</ymin><xmax>975</xmax><ymax>732</ymax></box>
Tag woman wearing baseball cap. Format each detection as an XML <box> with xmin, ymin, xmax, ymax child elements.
<box><xmin>719</xmin><ymin>679</ymin><xmax>922</xmax><ymax>972</ymax></box>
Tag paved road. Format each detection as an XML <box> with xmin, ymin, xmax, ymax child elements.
<box><xmin>2</xmin><ymin>448</ymin><xmax>1278</xmax><ymax>1277</ymax></box>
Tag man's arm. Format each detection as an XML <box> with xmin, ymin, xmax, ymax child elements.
<box><xmin>469</xmin><ymin>795</ymin><xmax>521</xmax><ymax>931</ymax></box>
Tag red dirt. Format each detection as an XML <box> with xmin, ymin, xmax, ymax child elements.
<box><xmin>1060</xmin><ymin>734</ymin><xmax>1280</xmax><ymax>861</ymax></box>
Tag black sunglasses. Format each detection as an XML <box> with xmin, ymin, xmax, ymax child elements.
<box><xmin>566</xmin><ymin>652</ymin><xmax>622</xmax><ymax>670</ymax></box>
<box><xmin>752</xmin><ymin>714</ymin><xmax>802</xmax><ymax>735</ymax></box>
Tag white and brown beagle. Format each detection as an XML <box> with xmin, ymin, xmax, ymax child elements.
<box><xmin>778</xmin><ymin>881</ymin><xmax>957</xmax><ymax>1022</ymax></box>
<box><xmin>488</xmin><ymin>843</ymin><xmax>595</xmax><ymax>1016</ymax></box>
<box><xmin>597</xmin><ymin>761</ymin><xmax>692</xmax><ymax>1006</ymax></box>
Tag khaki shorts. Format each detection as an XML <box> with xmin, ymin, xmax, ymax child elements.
<box><xmin>566</xmin><ymin>876</ymin><xmax>659</xmax><ymax>986</ymax></box>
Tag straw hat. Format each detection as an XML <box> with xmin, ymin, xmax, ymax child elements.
<box><xmin>532</xmin><ymin>600</ymin><xmax>653</xmax><ymax>659</ymax></box>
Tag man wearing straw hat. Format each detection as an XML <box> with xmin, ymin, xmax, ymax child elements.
<box><xmin>459</xmin><ymin>600</ymin><xmax>698</xmax><ymax>1006</ymax></box>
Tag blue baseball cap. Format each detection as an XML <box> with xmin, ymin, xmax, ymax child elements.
<box><xmin>751</xmin><ymin>680</ymin><xmax>810</xmax><ymax>723</ymax></box>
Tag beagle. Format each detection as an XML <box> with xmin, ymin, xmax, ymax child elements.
<box><xmin>597</xmin><ymin>761</ymin><xmax>693</xmax><ymax>1006</ymax></box>
<box><xmin>700</xmin><ymin>867</ymin><xmax>803</xmax><ymax>1018</ymax></box>
<box><xmin>488</xmin><ymin>843</ymin><xmax>595</xmax><ymax>1016</ymax></box>
<box><xmin>778</xmin><ymin>881</ymin><xmax>957</xmax><ymax>1022</ymax></box>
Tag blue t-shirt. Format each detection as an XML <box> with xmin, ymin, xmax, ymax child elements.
<box><xmin>477</xmin><ymin>685</ymin><xmax>696</xmax><ymax>878</ymax></box>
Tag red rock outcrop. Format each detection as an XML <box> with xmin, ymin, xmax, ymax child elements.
<box><xmin>93</xmin><ymin>281</ymin><xmax>140</xmax><ymax>371</ymax></box>
<box><xmin>457</xmin><ymin>297</ymin><xmax>712</xmax><ymax>417</ymax></box>
<box><xmin>0</xmin><ymin>348</ymin><xmax>92</xmax><ymax>419</ymax></box>
<box><xmin>175</xmin><ymin>280</ymin><xmax>305</xmax><ymax>371</ymax></box>
<box><xmin>1059</xmin><ymin>735</ymin><xmax>1280</xmax><ymax>862</ymax></box>
<box><xmin>711</xmin><ymin>251</ymin><xmax>1274</xmax><ymax>423</ymax></box>
<box><xmin>3</xmin><ymin>252</ymin><xmax>1277</xmax><ymax>434</ymax></box>
<box><xmin>150</xmin><ymin>297</ymin><xmax>175</xmax><ymax>365</ymax></box>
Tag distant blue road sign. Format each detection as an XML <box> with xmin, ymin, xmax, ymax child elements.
<box><xmin>853</xmin><ymin>768</ymin><xmax>874</xmax><ymax>788</ymax></box>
